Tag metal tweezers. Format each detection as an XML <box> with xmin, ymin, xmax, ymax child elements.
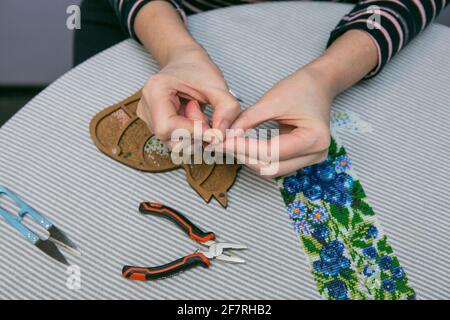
<box><xmin>0</xmin><ymin>186</ymin><xmax>80</xmax><ymax>265</ymax></box>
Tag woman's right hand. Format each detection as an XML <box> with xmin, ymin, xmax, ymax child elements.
<box><xmin>136</xmin><ymin>45</ymin><xmax>240</xmax><ymax>147</ymax></box>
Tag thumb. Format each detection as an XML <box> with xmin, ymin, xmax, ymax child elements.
<box><xmin>204</xmin><ymin>89</ymin><xmax>241</xmax><ymax>140</ymax></box>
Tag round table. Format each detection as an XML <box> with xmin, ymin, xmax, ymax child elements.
<box><xmin>0</xmin><ymin>2</ymin><xmax>449</xmax><ymax>300</ymax></box>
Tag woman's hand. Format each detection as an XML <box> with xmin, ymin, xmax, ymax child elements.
<box><xmin>137</xmin><ymin>46</ymin><xmax>240</xmax><ymax>146</ymax></box>
<box><xmin>134</xmin><ymin>1</ymin><xmax>240</xmax><ymax>146</ymax></box>
<box><xmin>218</xmin><ymin>30</ymin><xmax>378</xmax><ymax>178</ymax></box>
<box><xmin>218</xmin><ymin>63</ymin><xmax>334</xmax><ymax>178</ymax></box>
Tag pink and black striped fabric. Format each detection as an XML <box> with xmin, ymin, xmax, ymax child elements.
<box><xmin>108</xmin><ymin>0</ymin><xmax>449</xmax><ymax>78</ymax></box>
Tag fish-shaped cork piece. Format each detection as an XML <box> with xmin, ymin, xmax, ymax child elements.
<box><xmin>89</xmin><ymin>90</ymin><xmax>240</xmax><ymax>208</ymax></box>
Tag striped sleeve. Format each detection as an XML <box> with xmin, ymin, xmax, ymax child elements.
<box><xmin>107</xmin><ymin>0</ymin><xmax>187</xmax><ymax>40</ymax></box>
<box><xmin>327</xmin><ymin>0</ymin><xmax>450</xmax><ymax>78</ymax></box>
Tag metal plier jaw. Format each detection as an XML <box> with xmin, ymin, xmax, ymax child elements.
<box><xmin>122</xmin><ymin>202</ymin><xmax>247</xmax><ymax>281</ymax></box>
<box><xmin>201</xmin><ymin>241</ymin><xmax>247</xmax><ymax>263</ymax></box>
<box><xmin>0</xmin><ymin>186</ymin><xmax>80</xmax><ymax>265</ymax></box>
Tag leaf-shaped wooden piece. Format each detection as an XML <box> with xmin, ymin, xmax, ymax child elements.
<box><xmin>89</xmin><ymin>90</ymin><xmax>240</xmax><ymax>207</ymax></box>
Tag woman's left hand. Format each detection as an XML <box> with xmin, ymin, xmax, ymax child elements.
<box><xmin>217</xmin><ymin>62</ymin><xmax>334</xmax><ymax>178</ymax></box>
<box><xmin>216</xmin><ymin>30</ymin><xmax>379</xmax><ymax>178</ymax></box>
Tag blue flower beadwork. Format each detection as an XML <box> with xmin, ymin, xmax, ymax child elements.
<box><xmin>335</xmin><ymin>155</ymin><xmax>351</xmax><ymax>173</ymax></box>
<box><xmin>279</xmin><ymin>137</ymin><xmax>415</xmax><ymax>299</ymax></box>
<box><xmin>313</xmin><ymin>240</ymin><xmax>351</xmax><ymax>277</ymax></box>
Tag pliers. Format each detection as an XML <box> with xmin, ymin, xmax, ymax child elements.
<box><xmin>122</xmin><ymin>202</ymin><xmax>247</xmax><ymax>281</ymax></box>
<box><xmin>0</xmin><ymin>186</ymin><xmax>80</xmax><ymax>265</ymax></box>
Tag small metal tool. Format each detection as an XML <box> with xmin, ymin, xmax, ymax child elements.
<box><xmin>122</xmin><ymin>202</ymin><xmax>246</xmax><ymax>281</ymax></box>
<box><xmin>0</xmin><ymin>186</ymin><xmax>80</xmax><ymax>265</ymax></box>
<box><xmin>229</xmin><ymin>89</ymin><xmax>243</xmax><ymax>103</ymax></box>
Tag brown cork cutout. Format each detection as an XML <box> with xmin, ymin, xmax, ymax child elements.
<box><xmin>89</xmin><ymin>90</ymin><xmax>240</xmax><ymax>207</ymax></box>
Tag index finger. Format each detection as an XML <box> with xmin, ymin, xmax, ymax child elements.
<box><xmin>217</xmin><ymin>131</ymin><xmax>321</xmax><ymax>163</ymax></box>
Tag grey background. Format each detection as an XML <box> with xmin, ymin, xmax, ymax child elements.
<box><xmin>0</xmin><ymin>0</ymin><xmax>81</xmax><ymax>86</ymax></box>
<box><xmin>0</xmin><ymin>0</ymin><xmax>450</xmax><ymax>86</ymax></box>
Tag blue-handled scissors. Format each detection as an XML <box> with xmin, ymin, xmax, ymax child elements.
<box><xmin>0</xmin><ymin>186</ymin><xmax>80</xmax><ymax>265</ymax></box>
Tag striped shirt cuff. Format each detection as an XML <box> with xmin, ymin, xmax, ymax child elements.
<box><xmin>327</xmin><ymin>0</ymin><xmax>449</xmax><ymax>79</ymax></box>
